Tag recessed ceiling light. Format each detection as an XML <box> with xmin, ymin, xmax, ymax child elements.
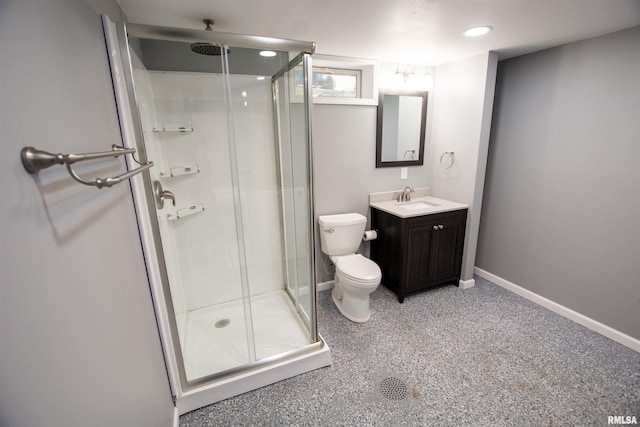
<box><xmin>259</xmin><ymin>50</ymin><xmax>277</xmax><ymax>57</ymax></box>
<box><xmin>464</xmin><ymin>26</ymin><xmax>493</xmax><ymax>37</ymax></box>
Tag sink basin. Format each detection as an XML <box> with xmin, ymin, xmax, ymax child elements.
<box><xmin>369</xmin><ymin>192</ymin><xmax>468</xmax><ymax>218</ymax></box>
<box><xmin>397</xmin><ymin>201</ymin><xmax>439</xmax><ymax>210</ymax></box>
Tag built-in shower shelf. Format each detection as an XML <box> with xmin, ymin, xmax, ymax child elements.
<box><xmin>153</xmin><ymin>121</ymin><xmax>194</xmax><ymax>133</ymax></box>
<box><xmin>160</xmin><ymin>164</ymin><xmax>200</xmax><ymax>178</ymax></box>
<box><xmin>167</xmin><ymin>203</ymin><xmax>205</xmax><ymax>221</ymax></box>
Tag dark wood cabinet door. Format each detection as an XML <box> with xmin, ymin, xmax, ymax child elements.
<box><xmin>371</xmin><ymin>207</ymin><xmax>467</xmax><ymax>302</ymax></box>
<box><xmin>406</xmin><ymin>224</ymin><xmax>436</xmax><ymax>291</ymax></box>
<box><xmin>431</xmin><ymin>218</ymin><xmax>464</xmax><ymax>283</ymax></box>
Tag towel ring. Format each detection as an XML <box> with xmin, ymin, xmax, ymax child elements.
<box><xmin>403</xmin><ymin>149</ymin><xmax>416</xmax><ymax>160</ymax></box>
<box><xmin>440</xmin><ymin>151</ymin><xmax>454</xmax><ymax>169</ymax></box>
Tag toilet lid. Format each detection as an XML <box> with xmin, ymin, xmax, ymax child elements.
<box><xmin>336</xmin><ymin>254</ymin><xmax>381</xmax><ymax>282</ymax></box>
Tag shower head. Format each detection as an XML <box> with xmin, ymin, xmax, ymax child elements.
<box><xmin>191</xmin><ymin>43</ymin><xmax>228</xmax><ymax>56</ymax></box>
<box><xmin>190</xmin><ymin>19</ymin><xmax>229</xmax><ymax>56</ymax></box>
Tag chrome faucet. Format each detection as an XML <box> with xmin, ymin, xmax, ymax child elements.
<box><xmin>400</xmin><ymin>186</ymin><xmax>414</xmax><ymax>202</ymax></box>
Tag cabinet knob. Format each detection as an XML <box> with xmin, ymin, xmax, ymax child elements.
<box><xmin>433</xmin><ymin>225</ymin><xmax>439</xmax><ymax>230</ymax></box>
<box><xmin>438</xmin><ymin>224</ymin><xmax>444</xmax><ymax>230</ymax></box>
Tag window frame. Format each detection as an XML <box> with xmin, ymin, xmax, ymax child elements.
<box><xmin>308</xmin><ymin>55</ymin><xmax>378</xmax><ymax>106</ymax></box>
<box><xmin>311</xmin><ymin>67</ymin><xmax>362</xmax><ymax>99</ymax></box>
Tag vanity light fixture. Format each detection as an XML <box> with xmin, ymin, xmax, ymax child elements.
<box><xmin>392</xmin><ymin>65</ymin><xmax>417</xmax><ymax>89</ymax></box>
<box><xmin>394</xmin><ymin>64</ymin><xmax>416</xmax><ymax>83</ymax></box>
<box><xmin>390</xmin><ymin>64</ymin><xmax>432</xmax><ymax>91</ymax></box>
<box><xmin>464</xmin><ymin>26</ymin><xmax>493</xmax><ymax>37</ymax></box>
<box><xmin>256</xmin><ymin>76</ymin><xmax>266</xmax><ymax>80</ymax></box>
<box><xmin>259</xmin><ymin>50</ymin><xmax>277</xmax><ymax>57</ymax></box>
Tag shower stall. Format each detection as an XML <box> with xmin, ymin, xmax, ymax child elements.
<box><xmin>103</xmin><ymin>17</ymin><xmax>331</xmax><ymax>413</ymax></box>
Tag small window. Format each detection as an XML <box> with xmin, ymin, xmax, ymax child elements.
<box><xmin>312</xmin><ymin>67</ymin><xmax>361</xmax><ymax>98</ymax></box>
<box><xmin>291</xmin><ymin>55</ymin><xmax>377</xmax><ymax>105</ymax></box>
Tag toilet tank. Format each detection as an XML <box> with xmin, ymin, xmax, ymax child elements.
<box><xmin>318</xmin><ymin>213</ymin><xmax>367</xmax><ymax>256</ymax></box>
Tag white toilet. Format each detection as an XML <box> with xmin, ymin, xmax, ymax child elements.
<box><xmin>318</xmin><ymin>213</ymin><xmax>382</xmax><ymax>323</ymax></box>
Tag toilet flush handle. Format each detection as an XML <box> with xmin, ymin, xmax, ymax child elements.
<box><xmin>324</xmin><ymin>227</ymin><xmax>334</xmax><ymax>233</ymax></box>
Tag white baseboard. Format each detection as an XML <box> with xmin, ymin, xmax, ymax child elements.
<box><xmin>317</xmin><ymin>280</ymin><xmax>334</xmax><ymax>292</ymax></box>
<box><xmin>173</xmin><ymin>406</ymin><xmax>179</xmax><ymax>426</ymax></box>
<box><xmin>459</xmin><ymin>278</ymin><xmax>475</xmax><ymax>289</ymax></box>
<box><xmin>320</xmin><ymin>279</ymin><xmax>477</xmax><ymax>291</ymax></box>
<box><xmin>474</xmin><ymin>267</ymin><xmax>640</xmax><ymax>353</ymax></box>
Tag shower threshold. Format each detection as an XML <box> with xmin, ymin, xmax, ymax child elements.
<box><xmin>177</xmin><ymin>337</ymin><xmax>331</xmax><ymax>415</ymax></box>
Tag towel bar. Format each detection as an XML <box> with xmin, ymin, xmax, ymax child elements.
<box><xmin>21</xmin><ymin>145</ymin><xmax>153</xmax><ymax>189</ymax></box>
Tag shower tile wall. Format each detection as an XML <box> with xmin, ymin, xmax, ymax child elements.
<box><xmin>148</xmin><ymin>71</ymin><xmax>285</xmax><ymax>310</ymax></box>
<box><xmin>151</xmin><ymin>71</ymin><xmax>244</xmax><ymax>312</ymax></box>
<box><xmin>130</xmin><ymin>51</ymin><xmax>189</xmax><ymax>345</ymax></box>
<box><xmin>130</xmin><ymin>56</ymin><xmax>287</xmax><ymax>350</ymax></box>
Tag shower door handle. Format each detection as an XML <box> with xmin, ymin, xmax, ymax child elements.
<box><xmin>154</xmin><ymin>181</ymin><xmax>176</xmax><ymax>209</ymax></box>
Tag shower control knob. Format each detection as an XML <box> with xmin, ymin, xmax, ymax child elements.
<box><xmin>153</xmin><ymin>181</ymin><xmax>176</xmax><ymax>209</ymax></box>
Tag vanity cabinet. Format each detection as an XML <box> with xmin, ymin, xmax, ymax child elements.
<box><xmin>370</xmin><ymin>207</ymin><xmax>467</xmax><ymax>303</ymax></box>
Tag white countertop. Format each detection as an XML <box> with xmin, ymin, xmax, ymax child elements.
<box><xmin>369</xmin><ymin>188</ymin><xmax>468</xmax><ymax>218</ymax></box>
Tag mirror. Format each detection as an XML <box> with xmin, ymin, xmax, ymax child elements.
<box><xmin>376</xmin><ymin>90</ymin><xmax>428</xmax><ymax>167</ymax></box>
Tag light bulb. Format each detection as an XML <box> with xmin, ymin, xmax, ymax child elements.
<box><xmin>464</xmin><ymin>26</ymin><xmax>492</xmax><ymax>37</ymax></box>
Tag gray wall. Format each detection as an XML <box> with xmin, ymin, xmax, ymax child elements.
<box><xmin>312</xmin><ymin>52</ymin><xmax>496</xmax><ymax>287</ymax></box>
<box><xmin>476</xmin><ymin>27</ymin><xmax>640</xmax><ymax>340</ymax></box>
<box><xmin>428</xmin><ymin>52</ymin><xmax>498</xmax><ymax>283</ymax></box>
<box><xmin>312</xmin><ymin>104</ymin><xmax>431</xmax><ymax>283</ymax></box>
<box><xmin>0</xmin><ymin>1</ymin><xmax>174</xmax><ymax>425</ymax></box>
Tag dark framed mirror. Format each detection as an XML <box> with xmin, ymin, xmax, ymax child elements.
<box><xmin>376</xmin><ymin>89</ymin><xmax>428</xmax><ymax>167</ymax></box>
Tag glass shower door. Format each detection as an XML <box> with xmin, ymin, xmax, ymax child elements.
<box><xmin>126</xmin><ymin>42</ymin><xmax>258</xmax><ymax>382</ymax></box>
<box><xmin>273</xmin><ymin>54</ymin><xmax>316</xmax><ymax>330</ymax></box>
<box><xmin>105</xmin><ymin>16</ymin><xmax>330</xmax><ymax>411</ymax></box>
<box><xmin>119</xmin><ymin>30</ymin><xmax>317</xmax><ymax>387</ymax></box>
<box><xmin>222</xmin><ymin>51</ymin><xmax>316</xmax><ymax>362</ymax></box>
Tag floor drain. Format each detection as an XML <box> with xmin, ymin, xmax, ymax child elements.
<box><xmin>215</xmin><ymin>319</ymin><xmax>230</xmax><ymax>328</ymax></box>
<box><xmin>379</xmin><ymin>376</ymin><xmax>409</xmax><ymax>401</ymax></box>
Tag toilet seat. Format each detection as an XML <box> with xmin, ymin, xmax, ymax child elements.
<box><xmin>335</xmin><ymin>254</ymin><xmax>381</xmax><ymax>284</ymax></box>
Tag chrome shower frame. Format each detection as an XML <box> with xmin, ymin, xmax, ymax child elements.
<box><xmin>102</xmin><ymin>16</ymin><xmax>330</xmax><ymax>414</ymax></box>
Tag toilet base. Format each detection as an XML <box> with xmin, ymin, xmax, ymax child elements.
<box><xmin>331</xmin><ymin>287</ymin><xmax>371</xmax><ymax>323</ymax></box>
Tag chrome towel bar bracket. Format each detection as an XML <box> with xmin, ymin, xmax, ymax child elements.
<box><xmin>21</xmin><ymin>145</ymin><xmax>153</xmax><ymax>189</ymax></box>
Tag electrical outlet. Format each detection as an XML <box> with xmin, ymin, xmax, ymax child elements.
<box><xmin>401</xmin><ymin>167</ymin><xmax>408</xmax><ymax>179</ymax></box>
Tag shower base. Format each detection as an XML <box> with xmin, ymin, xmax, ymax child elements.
<box><xmin>176</xmin><ymin>289</ymin><xmax>331</xmax><ymax>414</ymax></box>
<box><xmin>183</xmin><ymin>290</ymin><xmax>313</xmax><ymax>381</ymax></box>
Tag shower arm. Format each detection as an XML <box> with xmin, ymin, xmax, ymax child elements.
<box><xmin>21</xmin><ymin>145</ymin><xmax>153</xmax><ymax>189</ymax></box>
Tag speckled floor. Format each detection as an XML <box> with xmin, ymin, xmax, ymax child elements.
<box><xmin>180</xmin><ymin>276</ymin><xmax>640</xmax><ymax>426</ymax></box>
